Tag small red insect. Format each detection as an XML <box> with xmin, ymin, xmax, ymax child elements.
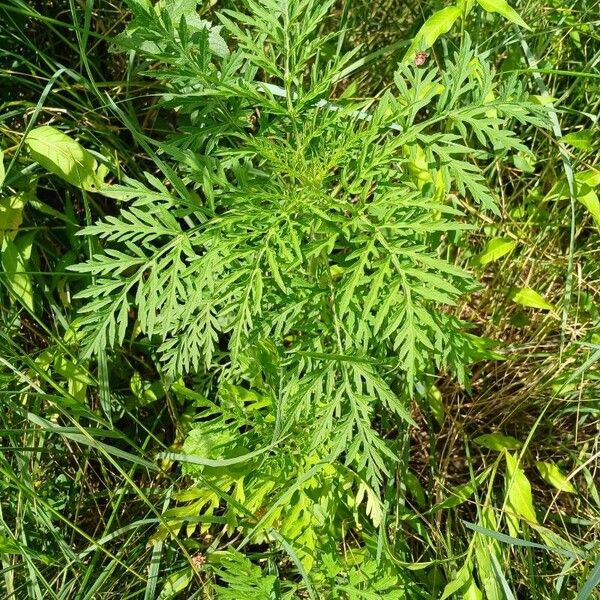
<box><xmin>414</xmin><ymin>51</ymin><xmax>428</xmax><ymax>66</ymax></box>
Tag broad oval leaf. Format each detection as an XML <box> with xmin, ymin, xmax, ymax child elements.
<box><xmin>576</xmin><ymin>187</ymin><xmax>600</xmax><ymax>228</ymax></box>
<box><xmin>529</xmin><ymin>94</ymin><xmax>557</xmax><ymax>106</ymax></box>
<box><xmin>562</xmin><ymin>130</ymin><xmax>595</xmax><ymax>150</ymax></box>
<box><xmin>474</xmin><ymin>433</ymin><xmax>522</xmax><ymax>451</ymax></box>
<box><xmin>1</xmin><ymin>235</ymin><xmax>34</xmax><ymax>311</ymax></box>
<box><xmin>578</xmin><ymin>169</ymin><xmax>600</xmax><ymax>188</ymax></box>
<box><xmin>544</xmin><ymin>169</ymin><xmax>600</xmax><ymax>228</ymax></box>
<box><xmin>536</xmin><ymin>461</ymin><xmax>576</xmax><ymax>494</ymax></box>
<box><xmin>54</xmin><ymin>354</ymin><xmax>93</xmax><ymax>403</ymax></box>
<box><xmin>0</xmin><ymin>535</ymin><xmax>21</xmax><ymax>555</ymax></box>
<box><xmin>512</xmin><ymin>152</ymin><xmax>536</xmax><ymax>173</ymax></box>
<box><xmin>464</xmin><ymin>580</ymin><xmax>484</xmax><ymax>600</ymax></box>
<box><xmin>0</xmin><ymin>193</ymin><xmax>27</xmax><ymax>243</ymax></box>
<box><xmin>509</xmin><ymin>287</ymin><xmax>555</xmax><ymax>311</ymax></box>
<box><xmin>473</xmin><ymin>237</ymin><xmax>516</xmax><ymax>266</ymax></box>
<box><xmin>476</xmin><ymin>0</ymin><xmax>531</xmax><ymax>30</ymax></box>
<box><xmin>25</xmin><ymin>126</ymin><xmax>104</xmax><ymax>192</ymax></box>
<box><xmin>157</xmin><ymin>567</ymin><xmax>192</xmax><ymax>600</ymax></box>
<box><xmin>404</xmin><ymin>470</ymin><xmax>426</xmax><ymax>508</ymax></box>
<box><xmin>440</xmin><ymin>562</ymin><xmax>473</xmax><ymax>600</ymax></box>
<box><xmin>403</xmin><ymin>6</ymin><xmax>462</xmax><ymax>62</ymax></box>
<box><xmin>505</xmin><ymin>452</ymin><xmax>537</xmax><ymax>523</ymax></box>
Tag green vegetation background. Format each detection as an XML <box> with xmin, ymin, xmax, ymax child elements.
<box><xmin>0</xmin><ymin>0</ymin><xmax>598</xmax><ymax>598</ymax></box>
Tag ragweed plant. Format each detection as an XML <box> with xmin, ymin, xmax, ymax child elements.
<box><xmin>70</xmin><ymin>0</ymin><xmax>543</xmax><ymax>483</ymax></box>
<box><xmin>18</xmin><ymin>0</ymin><xmax>546</xmax><ymax>589</ymax></box>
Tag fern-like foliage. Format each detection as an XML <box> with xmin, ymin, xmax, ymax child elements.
<box><xmin>71</xmin><ymin>0</ymin><xmax>545</xmax><ymax>492</ymax></box>
<box><xmin>209</xmin><ymin>550</ymin><xmax>281</xmax><ymax>599</ymax></box>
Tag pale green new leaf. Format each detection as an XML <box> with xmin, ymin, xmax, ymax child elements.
<box><xmin>403</xmin><ymin>6</ymin><xmax>462</xmax><ymax>62</ymax></box>
<box><xmin>577</xmin><ymin>189</ymin><xmax>600</xmax><ymax>228</ymax></box>
<box><xmin>505</xmin><ymin>452</ymin><xmax>537</xmax><ymax>524</ymax></box>
<box><xmin>536</xmin><ymin>461</ymin><xmax>576</xmax><ymax>494</ymax></box>
<box><xmin>440</xmin><ymin>562</ymin><xmax>473</xmax><ymax>600</ymax></box>
<box><xmin>562</xmin><ymin>130</ymin><xmax>595</xmax><ymax>150</ymax></box>
<box><xmin>476</xmin><ymin>0</ymin><xmax>531</xmax><ymax>30</ymax></box>
<box><xmin>25</xmin><ymin>126</ymin><xmax>105</xmax><ymax>191</ymax></box>
<box><xmin>0</xmin><ymin>193</ymin><xmax>27</xmax><ymax>243</ymax></box>
<box><xmin>474</xmin><ymin>433</ymin><xmax>522</xmax><ymax>451</ymax></box>
<box><xmin>1</xmin><ymin>235</ymin><xmax>34</xmax><ymax>311</ymax></box>
<box><xmin>545</xmin><ymin>169</ymin><xmax>600</xmax><ymax>228</ymax></box>
<box><xmin>157</xmin><ymin>568</ymin><xmax>192</xmax><ymax>600</ymax></box>
<box><xmin>472</xmin><ymin>237</ymin><xmax>516</xmax><ymax>266</ymax></box>
<box><xmin>509</xmin><ymin>287</ymin><xmax>555</xmax><ymax>311</ymax></box>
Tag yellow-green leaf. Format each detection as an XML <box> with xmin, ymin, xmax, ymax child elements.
<box><xmin>505</xmin><ymin>452</ymin><xmax>537</xmax><ymax>523</ymax></box>
<box><xmin>25</xmin><ymin>126</ymin><xmax>104</xmax><ymax>192</ymax></box>
<box><xmin>464</xmin><ymin>580</ymin><xmax>483</xmax><ymax>600</ymax></box>
<box><xmin>529</xmin><ymin>94</ymin><xmax>556</xmax><ymax>105</ymax></box>
<box><xmin>457</xmin><ymin>0</ymin><xmax>476</xmax><ymax>13</ymax></box>
<box><xmin>0</xmin><ymin>534</ymin><xmax>21</xmax><ymax>554</ymax></box>
<box><xmin>512</xmin><ymin>152</ymin><xmax>536</xmax><ymax>173</ymax></box>
<box><xmin>476</xmin><ymin>0</ymin><xmax>530</xmax><ymax>30</ymax></box>
<box><xmin>578</xmin><ymin>169</ymin><xmax>600</xmax><ymax>188</ymax></box>
<box><xmin>536</xmin><ymin>461</ymin><xmax>576</xmax><ymax>494</ymax></box>
<box><xmin>403</xmin><ymin>6</ymin><xmax>462</xmax><ymax>62</ymax></box>
<box><xmin>474</xmin><ymin>536</ymin><xmax>502</xmax><ymax>600</ymax></box>
<box><xmin>545</xmin><ymin>170</ymin><xmax>600</xmax><ymax>199</ymax></box>
<box><xmin>562</xmin><ymin>130</ymin><xmax>594</xmax><ymax>150</ymax></box>
<box><xmin>1</xmin><ymin>235</ymin><xmax>34</xmax><ymax>311</ymax></box>
<box><xmin>405</xmin><ymin>144</ymin><xmax>433</xmax><ymax>189</ymax></box>
<box><xmin>157</xmin><ymin>567</ymin><xmax>192</xmax><ymax>600</ymax></box>
<box><xmin>0</xmin><ymin>193</ymin><xmax>27</xmax><ymax>243</ymax></box>
<box><xmin>473</xmin><ymin>237</ymin><xmax>516</xmax><ymax>266</ymax></box>
<box><xmin>432</xmin><ymin>472</ymin><xmax>489</xmax><ymax>512</ymax></box>
<box><xmin>544</xmin><ymin>169</ymin><xmax>600</xmax><ymax>228</ymax></box>
<box><xmin>0</xmin><ymin>149</ymin><xmax>5</xmax><ymax>188</ymax></box>
<box><xmin>576</xmin><ymin>187</ymin><xmax>600</xmax><ymax>228</ymax></box>
<box><xmin>509</xmin><ymin>287</ymin><xmax>555</xmax><ymax>311</ymax></box>
<box><xmin>54</xmin><ymin>355</ymin><xmax>92</xmax><ymax>403</ymax></box>
<box><xmin>427</xmin><ymin>384</ymin><xmax>445</xmax><ymax>426</ymax></box>
<box><xmin>531</xmin><ymin>524</ymin><xmax>579</xmax><ymax>556</ymax></box>
<box><xmin>404</xmin><ymin>470</ymin><xmax>426</xmax><ymax>508</ymax></box>
<box><xmin>440</xmin><ymin>562</ymin><xmax>472</xmax><ymax>600</ymax></box>
<box><xmin>474</xmin><ymin>433</ymin><xmax>522</xmax><ymax>451</ymax></box>
<box><xmin>356</xmin><ymin>481</ymin><xmax>384</xmax><ymax>526</ymax></box>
